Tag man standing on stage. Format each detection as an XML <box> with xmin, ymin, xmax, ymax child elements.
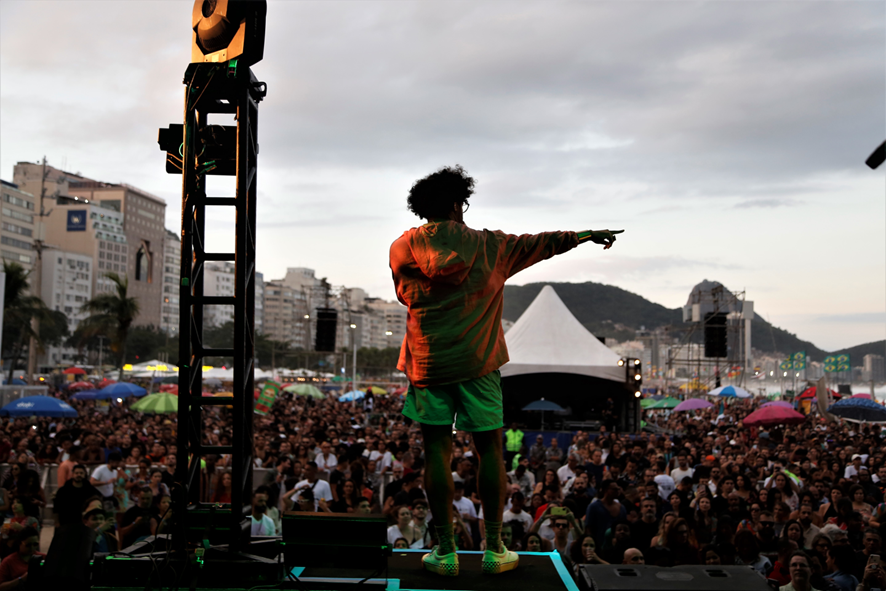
<box><xmin>390</xmin><ymin>165</ymin><xmax>620</xmax><ymax>576</ymax></box>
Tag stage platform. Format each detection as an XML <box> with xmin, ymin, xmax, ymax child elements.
<box><xmin>289</xmin><ymin>549</ymin><xmax>578</xmax><ymax>591</ymax></box>
<box><xmin>89</xmin><ymin>549</ymin><xmax>578</xmax><ymax>591</ymax></box>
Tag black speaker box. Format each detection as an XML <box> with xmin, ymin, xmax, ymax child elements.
<box><xmin>704</xmin><ymin>312</ymin><xmax>728</xmax><ymax>359</ymax></box>
<box><xmin>281</xmin><ymin>511</ymin><xmax>390</xmax><ymax>571</ymax></box>
<box><xmin>35</xmin><ymin>524</ymin><xmax>97</xmax><ymax>591</ymax></box>
<box><xmin>314</xmin><ymin>308</ymin><xmax>338</xmax><ymax>352</ymax></box>
<box><xmin>577</xmin><ymin>565</ymin><xmax>772</xmax><ymax>591</ymax></box>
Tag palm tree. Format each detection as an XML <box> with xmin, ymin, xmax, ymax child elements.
<box><xmin>2</xmin><ymin>261</ymin><xmax>52</xmax><ymax>383</ymax></box>
<box><xmin>77</xmin><ymin>272</ymin><xmax>140</xmax><ymax>378</ymax></box>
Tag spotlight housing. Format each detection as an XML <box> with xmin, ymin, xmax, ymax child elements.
<box><xmin>192</xmin><ymin>0</ymin><xmax>267</xmax><ymax>66</ymax></box>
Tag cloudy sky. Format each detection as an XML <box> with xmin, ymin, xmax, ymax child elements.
<box><xmin>1</xmin><ymin>1</ymin><xmax>883</xmax><ymax>351</ymax></box>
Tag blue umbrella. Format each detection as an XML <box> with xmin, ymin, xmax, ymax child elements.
<box><xmin>522</xmin><ymin>399</ymin><xmax>565</xmax><ymax>412</ymax></box>
<box><xmin>99</xmin><ymin>382</ymin><xmax>147</xmax><ymax>398</ymax></box>
<box><xmin>708</xmin><ymin>385</ymin><xmax>752</xmax><ymax>399</ymax></box>
<box><xmin>338</xmin><ymin>390</ymin><xmax>365</xmax><ymax>402</ymax></box>
<box><xmin>827</xmin><ymin>397</ymin><xmax>886</xmax><ymax>423</ymax></box>
<box><xmin>0</xmin><ymin>396</ymin><xmax>78</xmax><ymax>417</ymax></box>
<box><xmin>522</xmin><ymin>397</ymin><xmax>565</xmax><ymax>430</ymax></box>
<box><xmin>71</xmin><ymin>390</ymin><xmax>102</xmax><ymax>401</ymax></box>
<box><xmin>2</xmin><ymin>379</ymin><xmax>27</xmax><ymax>385</ymax></box>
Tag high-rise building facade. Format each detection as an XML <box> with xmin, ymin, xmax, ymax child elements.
<box><xmin>13</xmin><ymin>162</ymin><xmax>167</xmax><ymax>329</ymax></box>
<box><xmin>204</xmin><ymin>262</ymin><xmax>235</xmax><ymax>328</ymax></box>
<box><xmin>161</xmin><ymin>230</ymin><xmax>180</xmax><ymax>335</ymax></box>
<box><xmin>66</xmin><ymin>182</ymin><xmax>166</xmax><ymax>328</ymax></box>
<box><xmin>0</xmin><ymin>180</ymin><xmax>36</xmax><ymax>270</ymax></box>
<box><xmin>40</xmin><ymin>251</ymin><xmax>93</xmax><ymax>367</ymax></box>
<box><xmin>864</xmin><ymin>354</ymin><xmax>885</xmax><ymax>383</ymax></box>
<box><xmin>40</xmin><ymin>200</ymin><xmax>128</xmax><ymax>299</ymax></box>
<box><xmin>255</xmin><ymin>271</ymin><xmax>265</xmax><ymax>335</ymax></box>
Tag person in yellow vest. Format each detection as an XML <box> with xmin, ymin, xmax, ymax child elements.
<box><xmin>504</xmin><ymin>423</ymin><xmax>524</xmax><ymax>469</ymax></box>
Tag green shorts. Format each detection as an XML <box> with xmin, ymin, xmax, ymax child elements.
<box><xmin>402</xmin><ymin>370</ymin><xmax>503</xmax><ymax>432</ymax></box>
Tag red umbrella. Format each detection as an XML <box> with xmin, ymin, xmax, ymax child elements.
<box><xmin>68</xmin><ymin>381</ymin><xmax>94</xmax><ymax>391</ymax></box>
<box><xmin>63</xmin><ymin>367</ymin><xmax>87</xmax><ymax>375</ymax></box>
<box><xmin>742</xmin><ymin>406</ymin><xmax>806</xmax><ymax>427</ymax></box>
<box><xmin>97</xmin><ymin>378</ymin><xmax>116</xmax><ymax>388</ymax></box>
<box><xmin>850</xmin><ymin>393</ymin><xmax>873</xmax><ymax>400</ymax></box>
<box><xmin>798</xmin><ymin>386</ymin><xmax>840</xmax><ymax>400</ymax></box>
<box><xmin>159</xmin><ymin>384</ymin><xmax>178</xmax><ymax>394</ymax></box>
<box><xmin>393</xmin><ymin>386</ymin><xmax>407</xmax><ymax>395</ymax></box>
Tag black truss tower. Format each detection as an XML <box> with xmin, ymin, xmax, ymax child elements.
<box><xmin>160</xmin><ymin>59</ymin><xmax>266</xmax><ymax>551</ymax></box>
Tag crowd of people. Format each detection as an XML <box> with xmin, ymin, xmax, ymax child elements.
<box><xmin>0</xmin><ymin>382</ymin><xmax>885</xmax><ymax>590</ymax></box>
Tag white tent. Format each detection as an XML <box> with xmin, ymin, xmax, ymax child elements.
<box><xmin>500</xmin><ymin>285</ymin><xmax>624</xmax><ymax>382</ymax></box>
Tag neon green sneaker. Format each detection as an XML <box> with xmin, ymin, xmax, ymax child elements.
<box><xmin>421</xmin><ymin>546</ymin><xmax>459</xmax><ymax>576</ymax></box>
<box><xmin>482</xmin><ymin>546</ymin><xmax>519</xmax><ymax>574</ymax></box>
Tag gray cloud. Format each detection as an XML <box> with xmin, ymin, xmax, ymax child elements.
<box><xmin>1</xmin><ymin>0</ymin><xmax>883</xmax><ymax>350</ymax></box>
<box><xmin>734</xmin><ymin>198</ymin><xmax>803</xmax><ymax>209</ymax></box>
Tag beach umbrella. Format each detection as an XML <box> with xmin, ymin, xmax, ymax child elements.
<box><xmin>159</xmin><ymin>384</ymin><xmax>178</xmax><ymax>394</ymax></box>
<box><xmin>0</xmin><ymin>396</ymin><xmax>78</xmax><ymax>417</ymax></box>
<box><xmin>708</xmin><ymin>385</ymin><xmax>752</xmax><ymax>399</ymax></box>
<box><xmin>850</xmin><ymin>393</ymin><xmax>873</xmax><ymax>400</ymax></box>
<box><xmin>364</xmin><ymin>386</ymin><xmax>387</xmax><ymax>396</ymax></box>
<box><xmin>283</xmin><ymin>384</ymin><xmax>324</xmax><ymax>399</ymax></box>
<box><xmin>761</xmin><ymin>401</ymin><xmax>794</xmax><ymax>409</ymax></box>
<box><xmin>522</xmin><ymin>398</ymin><xmax>564</xmax><ymax>430</ymax></box>
<box><xmin>99</xmin><ymin>382</ymin><xmax>147</xmax><ymax>398</ymax></box>
<box><xmin>640</xmin><ymin>398</ymin><xmax>657</xmax><ymax>408</ymax></box>
<box><xmin>2</xmin><ymin>379</ymin><xmax>27</xmax><ymax>385</ymax></box>
<box><xmin>673</xmin><ymin>399</ymin><xmax>714</xmax><ymax>412</ymax></box>
<box><xmin>71</xmin><ymin>390</ymin><xmax>103</xmax><ymax>401</ymax></box>
<box><xmin>63</xmin><ymin>367</ymin><xmax>87</xmax><ymax>375</ymax></box>
<box><xmin>827</xmin><ymin>397</ymin><xmax>886</xmax><ymax>423</ymax></box>
<box><xmin>646</xmin><ymin>397</ymin><xmax>681</xmax><ymax>409</ymax></box>
<box><xmin>338</xmin><ymin>390</ymin><xmax>365</xmax><ymax>403</ymax></box>
<box><xmin>97</xmin><ymin>378</ymin><xmax>116</xmax><ymax>388</ymax></box>
<box><xmin>131</xmin><ymin>393</ymin><xmax>178</xmax><ymax>414</ymax></box>
<box><xmin>742</xmin><ymin>406</ymin><xmax>806</xmax><ymax>427</ymax></box>
<box><xmin>67</xmin><ymin>381</ymin><xmax>94</xmax><ymax>391</ymax></box>
<box><xmin>522</xmin><ymin>399</ymin><xmax>566</xmax><ymax>412</ymax></box>
<box><xmin>393</xmin><ymin>386</ymin><xmax>407</xmax><ymax>396</ymax></box>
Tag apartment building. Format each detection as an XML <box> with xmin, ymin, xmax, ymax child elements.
<box><xmin>0</xmin><ymin>180</ymin><xmax>36</xmax><ymax>270</ymax></box>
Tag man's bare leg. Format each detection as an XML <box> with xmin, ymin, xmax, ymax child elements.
<box><xmin>420</xmin><ymin>423</ymin><xmax>455</xmax><ymax>551</ymax></box>
<box><xmin>472</xmin><ymin>427</ymin><xmax>507</xmax><ymax>551</ymax></box>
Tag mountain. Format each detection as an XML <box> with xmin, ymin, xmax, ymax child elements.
<box><xmin>831</xmin><ymin>340</ymin><xmax>886</xmax><ymax>362</ymax></box>
<box><xmin>501</xmin><ymin>281</ymin><xmax>844</xmax><ymax>360</ymax></box>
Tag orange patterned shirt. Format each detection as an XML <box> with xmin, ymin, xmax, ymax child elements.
<box><xmin>390</xmin><ymin>220</ymin><xmax>578</xmax><ymax>387</ymax></box>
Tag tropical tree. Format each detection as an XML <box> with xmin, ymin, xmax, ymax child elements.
<box><xmin>76</xmin><ymin>272</ymin><xmax>140</xmax><ymax>378</ymax></box>
<box><xmin>2</xmin><ymin>261</ymin><xmax>53</xmax><ymax>383</ymax></box>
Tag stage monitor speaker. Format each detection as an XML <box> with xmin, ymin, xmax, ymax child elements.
<box><xmin>192</xmin><ymin>0</ymin><xmax>267</xmax><ymax>66</ymax></box>
<box><xmin>36</xmin><ymin>524</ymin><xmax>97</xmax><ymax>591</ymax></box>
<box><xmin>838</xmin><ymin>384</ymin><xmax>852</xmax><ymax>395</ymax></box>
<box><xmin>314</xmin><ymin>308</ymin><xmax>338</xmax><ymax>352</ymax></box>
<box><xmin>282</xmin><ymin>512</ymin><xmax>390</xmax><ymax>571</ymax></box>
<box><xmin>577</xmin><ymin>565</ymin><xmax>772</xmax><ymax>591</ymax></box>
<box><xmin>704</xmin><ymin>312</ymin><xmax>728</xmax><ymax>358</ymax></box>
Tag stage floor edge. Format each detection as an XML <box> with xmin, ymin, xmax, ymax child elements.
<box><xmin>291</xmin><ymin>549</ymin><xmax>579</xmax><ymax>591</ymax></box>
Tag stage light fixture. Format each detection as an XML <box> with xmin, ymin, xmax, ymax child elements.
<box><xmin>617</xmin><ymin>359</ymin><xmax>625</xmax><ymax>367</ymax></box>
<box><xmin>634</xmin><ymin>391</ymin><xmax>641</xmax><ymax>398</ymax></box>
<box><xmin>192</xmin><ymin>0</ymin><xmax>267</xmax><ymax>66</ymax></box>
<box><xmin>634</xmin><ymin>373</ymin><xmax>642</xmax><ymax>381</ymax></box>
<box><xmin>633</xmin><ymin>359</ymin><xmax>640</xmax><ymax>366</ymax></box>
